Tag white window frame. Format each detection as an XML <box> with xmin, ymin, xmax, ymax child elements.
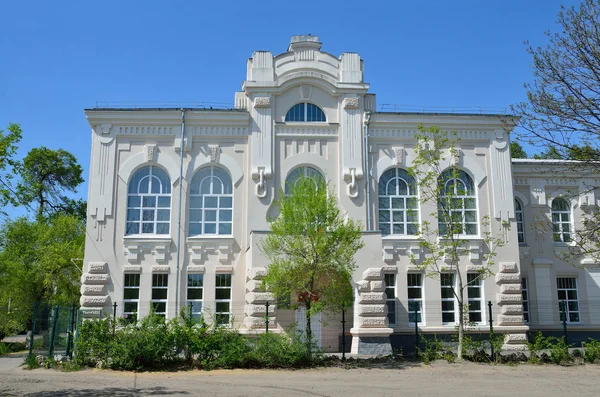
<box><xmin>123</xmin><ymin>273</ymin><xmax>140</xmax><ymax>321</ymax></box>
<box><xmin>515</xmin><ymin>198</ymin><xmax>525</xmax><ymax>243</ymax></box>
<box><xmin>189</xmin><ymin>166</ymin><xmax>233</xmax><ymax>236</ymax></box>
<box><xmin>284</xmin><ymin>166</ymin><xmax>325</xmax><ymax>195</ymax></box>
<box><xmin>285</xmin><ymin>103</ymin><xmax>326</xmax><ymax>122</ymax></box>
<box><xmin>126</xmin><ymin>166</ymin><xmax>171</xmax><ymax>235</ymax></box>
<box><xmin>551</xmin><ymin>198</ymin><xmax>572</xmax><ymax>243</ymax></box>
<box><xmin>215</xmin><ymin>274</ymin><xmax>232</xmax><ymax>327</ymax></box>
<box><xmin>441</xmin><ymin>273</ymin><xmax>457</xmax><ymax>325</ymax></box>
<box><xmin>438</xmin><ymin>169</ymin><xmax>478</xmax><ymax>236</ymax></box>
<box><xmin>187</xmin><ymin>274</ymin><xmax>204</xmax><ymax>322</ymax></box>
<box><xmin>151</xmin><ymin>274</ymin><xmax>168</xmax><ymax>318</ymax></box>
<box><xmin>384</xmin><ymin>273</ymin><xmax>397</xmax><ymax>326</ymax></box>
<box><xmin>521</xmin><ymin>277</ymin><xmax>529</xmax><ymax>324</ymax></box>
<box><xmin>407</xmin><ymin>273</ymin><xmax>424</xmax><ymax>325</ymax></box>
<box><xmin>467</xmin><ymin>273</ymin><xmax>484</xmax><ymax>325</ymax></box>
<box><xmin>378</xmin><ymin>168</ymin><xmax>419</xmax><ymax>236</ymax></box>
<box><xmin>557</xmin><ymin>277</ymin><xmax>581</xmax><ymax>324</ymax></box>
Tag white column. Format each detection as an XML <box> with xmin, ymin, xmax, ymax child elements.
<box><xmin>584</xmin><ymin>265</ymin><xmax>600</xmax><ymax>325</ymax></box>
<box><xmin>533</xmin><ymin>259</ymin><xmax>554</xmax><ymax>325</ymax></box>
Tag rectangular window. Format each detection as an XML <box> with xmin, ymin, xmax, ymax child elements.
<box><xmin>384</xmin><ymin>273</ymin><xmax>396</xmax><ymax>325</ymax></box>
<box><xmin>123</xmin><ymin>274</ymin><xmax>140</xmax><ymax>321</ymax></box>
<box><xmin>467</xmin><ymin>273</ymin><xmax>483</xmax><ymax>324</ymax></box>
<box><xmin>152</xmin><ymin>274</ymin><xmax>168</xmax><ymax>317</ymax></box>
<box><xmin>522</xmin><ymin>277</ymin><xmax>529</xmax><ymax>324</ymax></box>
<box><xmin>557</xmin><ymin>277</ymin><xmax>580</xmax><ymax>323</ymax></box>
<box><xmin>187</xmin><ymin>274</ymin><xmax>204</xmax><ymax>322</ymax></box>
<box><xmin>441</xmin><ymin>273</ymin><xmax>456</xmax><ymax>324</ymax></box>
<box><xmin>407</xmin><ymin>273</ymin><xmax>423</xmax><ymax>324</ymax></box>
<box><xmin>215</xmin><ymin>274</ymin><xmax>232</xmax><ymax>326</ymax></box>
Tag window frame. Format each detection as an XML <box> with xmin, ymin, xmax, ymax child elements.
<box><xmin>551</xmin><ymin>198</ymin><xmax>572</xmax><ymax>243</ymax></box>
<box><xmin>384</xmin><ymin>273</ymin><xmax>397</xmax><ymax>326</ymax></box>
<box><xmin>284</xmin><ymin>166</ymin><xmax>325</xmax><ymax>195</ymax></box>
<box><xmin>441</xmin><ymin>273</ymin><xmax>457</xmax><ymax>325</ymax></box>
<box><xmin>467</xmin><ymin>273</ymin><xmax>484</xmax><ymax>325</ymax></box>
<box><xmin>188</xmin><ymin>166</ymin><xmax>233</xmax><ymax>236</ymax></box>
<box><xmin>515</xmin><ymin>198</ymin><xmax>525</xmax><ymax>244</ymax></box>
<box><xmin>123</xmin><ymin>273</ymin><xmax>140</xmax><ymax>322</ymax></box>
<box><xmin>556</xmin><ymin>277</ymin><xmax>581</xmax><ymax>324</ymax></box>
<box><xmin>378</xmin><ymin>168</ymin><xmax>419</xmax><ymax>236</ymax></box>
<box><xmin>285</xmin><ymin>103</ymin><xmax>326</xmax><ymax>122</ymax></box>
<box><xmin>187</xmin><ymin>273</ymin><xmax>204</xmax><ymax>322</ymax></box>
<box><xmin>438</xmin><ymin>169</ymin><xmax>478</xmax><ymax>236</ymax></box>
<box><xmin>126</xmin><ymin>166</ymin><xmax>171</xmax><ymax>236</ymax></box>
<box><xmin>521</xmin><ymin>277</ymin><xmax>529</xmax><ymax>324</ymax></box>
<box><xmin>215</xmin><ymin>274</ymin><xmax>232</xmax><ymax>327</ymax></box>
<box><xmin>407</xmin><ymin>273</ymin><xmax>424</xmax><ymax>325</ymax></box>
<box><xmin>151</xmin><ymin>273</ymin><xmax>169</xmax><ymax>318</ymax></box>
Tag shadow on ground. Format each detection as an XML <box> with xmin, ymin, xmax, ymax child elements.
<box><xmin>0</xmin><ymin>387</ymin><xmax>190</xmax><ymax>396</ymax></box>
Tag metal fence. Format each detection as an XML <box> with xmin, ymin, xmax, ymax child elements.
<box><xmin>26</xmin><ymin>303</ymin><xmax>78</xmax><ymax>359</ymax></box>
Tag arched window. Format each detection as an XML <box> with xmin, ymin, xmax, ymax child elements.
<box><xmin>551</xmin><ymin>198</ymin><xmax>571</xmax><ymax>243</ymax></box>
<box><xmin>126</xmin><ymin>166</ymin><xmax>171</xmax><ymax>235</ymax></box>
<box><xmin>189</xmin><ymin>166</ymin><xmax>233</xmax><ymax>235</ymax></box>
<box><xmin>285</xmin><ymin>103</ymin><xmax>326</xmax><ymax>122</ymax></box>
<box><xmin>378</xmin><ymin>168</ymin><xmax>419</xmax><ymax>236</ymax></box>
<box><xmin>515</xmin><ymin>199</ymin><xmax>525</xmax><ymax>243</ymax></box>
<box><xmin>284</xmin><ymin>166</ymin><xmax>325</xmax><ymax>195</ymax></box>
<box><xmin>438</xmin><ymin>169</ymin><xmax>477</xmax><ymax>235</ymax></box>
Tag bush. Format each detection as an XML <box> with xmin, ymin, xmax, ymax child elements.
<box><xmin>73</xmin><ymin>313</ymin><xmax>324</xmax><ymax>371</ymax></box>
<box><xmin>0</xmin><ymin>341</ymin><xmax>27</xmax><ymax>356</ymax></box>
<box><xmin>548</xmin><ymin>337</ymin><xmax>572</xmax><ymax>365</ymax></box>
<box><xmin>418</xmin><ymin>335</ymin><xmax>445</xmax><ymax>364</ymax></box>
<box><xmin>527</xmin><ymin>332</ymin><xmax>552</xmax><ymax>364</ymax></box>
<box><xmin>527</xmin><ymin>332</ymin><xmax>573</xmax><ymax>365</ymax></box>
<box><xmin>582</xmin><ymin>338</ymin><xmax>600</xmax><ymax>363</ymax></box>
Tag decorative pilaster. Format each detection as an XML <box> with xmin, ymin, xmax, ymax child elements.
<box><xmin>341</xmin><ymin>95</ymin><xmax>363</xmax><ymax>198</ymax></box>
<box><xmin>495</xmin><ymin>261</ymin><xmax>527</xmax><ymax>351</ymax></box>
<box><xmin>250</xmin><ymin>94</ymin><xmax>273</xmax><ymax>199</ymax></box>
<box><xmin>350</xmin><ymin>267</ymin><xmax>393</xmax><ymax>355</ymax></box>
<box><xmin>80</xmin><ymin>262</ymin><xmax>110</xmax><ymax>316</ymax></box>
<box><xmin>244</xmin><ymin>267</ymin><xmax>276</xmax><ymax>330</ymax></box>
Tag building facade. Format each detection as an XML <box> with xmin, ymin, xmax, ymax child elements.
<box><xmin>81</xmin><ymin>36</ymin><xmax>600</xmax><ymax>354</ymax></box>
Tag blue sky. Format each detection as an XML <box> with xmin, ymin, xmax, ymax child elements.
<box><xmin>0</xmin><ymin>0</ymin><xmax>580</xmax><ymax>217</ymax></box>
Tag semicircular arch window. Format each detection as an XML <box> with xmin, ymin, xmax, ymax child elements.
<box><xmin>285</xmin><ymin>103</ymin><xmax>326</xmax><ymax>122</ymax></box>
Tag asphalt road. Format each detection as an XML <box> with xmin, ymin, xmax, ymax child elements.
<box><xmin>1</xmin><ymin>355</ymin><xmax>599</xmax><ymax>396</ymax></box>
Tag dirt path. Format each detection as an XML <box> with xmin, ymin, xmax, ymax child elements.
<box><xmin>0</xmin><ymin>357</ymin><xmax>598</xmax><ymax>396</ymax></box>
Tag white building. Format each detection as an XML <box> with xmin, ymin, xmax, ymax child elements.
<box><xmin>81</xmin><ymin>36</ymin><xmax>600</xmax><ymax>354</ymax></box>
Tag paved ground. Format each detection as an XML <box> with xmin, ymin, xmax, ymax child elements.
<box><xmin>0</xmin><ymin>355</ymin><xmax>599</xmax><ymax>396</ymax></box>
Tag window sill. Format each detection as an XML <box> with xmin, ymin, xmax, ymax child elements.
<box><xmin>122</xmin><ymin>236</ymin><xmax>172</xmax><ymax>264</ymax></box>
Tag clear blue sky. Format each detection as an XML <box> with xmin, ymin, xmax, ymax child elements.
<box><xmin>0</xmin><ymin>0</ymin><xmax>581</xmax><ymax>217</ymax></box>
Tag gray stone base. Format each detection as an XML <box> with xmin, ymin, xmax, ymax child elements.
<box><xmin>356</xmin><ymin>336</ymin><xmax>393</xmax><ymax>356</ymax></box>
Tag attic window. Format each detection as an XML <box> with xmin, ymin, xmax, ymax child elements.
<box><xmin>285</xmin><ymin>103</ymin><xmax>326</xmax><ymax>122</ymax></box>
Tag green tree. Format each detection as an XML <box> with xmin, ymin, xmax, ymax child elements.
<box><xmin>0</xmin><ymin>214</ymin><xmax>84</xmax><ymax>338</ymax></box>
<box><xmin>260</xmin><ymin>177</ymin><xmax>363</xmax><ymax>341</ymax></box>
<box><xmin>0</xmin><ymin>123</ymin><xmax>22</xmax><ymax>215</ymax></box>
<box><xmin>409</xmin><ymin>125</ymin><xmax>507</xmax><ymax>360</ymax></box>
<box><xmin>15</xmin><ymin>147</ymin><xmax>84</xmax><ymax>219</ymax></box>
<box><xmin>510</xmin><ymin>141</ymin><xmax>528</xmax><ymax>159</ymax></box>
<box><xmin>512</xmin><ymin>0</ymin><xmax>600</xmax><ymax>163</ymax></box>
<box><xmin>533</xmin><ymin>145</ymin><xmax>564</xmax><ymax>160</ymax></box>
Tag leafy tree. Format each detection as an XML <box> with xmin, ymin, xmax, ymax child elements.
<box><xmin>14</xmin><ymin>147</ymin><xmax>84</xmax><ymax>219</ymax></box>
<box><xmin>409</xmin><ymin>125</ymin><xmax>507</xmax><ymax>360</ymax></box>
<box><xmin>510</xmin><ymin>141</ymin><xmax>528</xmax><ymax>159</ymax></box>
<box><xmin>533</xmin><ymin>145</ymin><xmax>564</xmax><ymax>160</ymax></box>
<box><xmin>0</xmin><ymin>124</ymin><xmax>22</xmax><ymax>215</ymax></box>
<box><xmin>260</xmin><ymin>177</ymin><xmax>363</xmax><ymax>341</ymax></box>
<box><xmin>512</xmin><ymin>0</ymin><xmax>600</xmax><ymax>163</ymax></box>
<box><xmin>0</xmin><ymin>214</ymin><xmax>84</xmax><ymax>338</ymax></box>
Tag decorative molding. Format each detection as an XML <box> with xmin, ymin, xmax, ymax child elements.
<box><xmin>88</xmin><ymin>262</ymin><xmax>107</xmax><ymax>274</ymax></box>
<box><xmin>254</xmin><ymin>96</ymin><xmax>271</xmax><ymax>108</ymax></box>
<box><xmin>343</xmin><ymin>97</ymin><xmax>360</xmax><ymax>109</ymax></box>
<box><xmin>300</xmin><ymin>84</ymin><xmax>312</xmax><ymax>100</ymax></box>
<box><xmin>208</xmin><ymin>144</ymin><xmax>220</xmax><ymax>162</ymax></box>
<box><xmin>146</xmin><ymin>144</ymin><xmax>157</xmax><ymax>162</ymax></box>
<box><xmin>123</xmin><ymin>265</ymin><xmax>142</xmax><ymax>273</ymax></box>
<box><xmin>122</xmin><ymin>237</ymin><xmax>172</xmax><ymax>264</ymax></box>
<box><xmin>99</xmin><ymin>123</ymin><xmax>112</xmax><ymax>135</ymax></box>
<box><xmin>187</xmin><ymin>237</ymin><xmax>235</xmax><ymax>264</ymax></box>
<box><xmin>275</xmin><ymin>125</ymin><xmax>338</xmax><ymax>137</ymax></box>
<box><xmin>393</xmin><ymin>147</ymin><xmax>404</xmax><ymax>166</ymax></box>
<box><xmin>382</xmin><ymin>240</ymin><xmax>422</xmax><ymax>263</ymax></box>
<box><xmin>118</xmin><ymin>126</ymin><xmax>175</xmax><ymax>135</ymax></box>
<box><xmin>190</xmin><ymin>126</ymin><xmax>248</xmax><ymax>136</ymax></box>
<box><xmin>186</xmin><ymin>265</ymin><xmax>206</xmax><ymax>273</ymax></box>
<box><xmin>152</xmin><ymin>265</ymin><xmax>170</xmax><ymax>273</ymax></box>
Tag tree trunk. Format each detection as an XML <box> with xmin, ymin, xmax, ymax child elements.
<box><xmin>457</xmin><ymin>287</ymin><xmax>464</xmax><ymax>360</ymax></box>
<box><xmin>305</xmin><ymin>299</ymin><xmax>312</xmax><ymax>342</ymax></box>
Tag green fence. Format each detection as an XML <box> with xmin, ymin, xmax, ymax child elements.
<box><xmin>28</xmin><ymin>303</ymin><xmax>78</xmax><ymax>359</ymax></box>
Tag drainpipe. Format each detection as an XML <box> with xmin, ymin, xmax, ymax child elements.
<box><xmin>364</xmin><ymin>112</ymin><xmax>372</xmax><ymax>230</ymax></box>
<box><xmin>174</xmin><ymin>109</ymin><xmax>185</xmax><ymax>317</ymax></box>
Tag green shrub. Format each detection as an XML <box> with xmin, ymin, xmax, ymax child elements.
<box><xmin>582</xmin><ymin>338</ymin><xmax>600</xmax><ymax>363</ymax></box>
<box><xmin>527</xmin><ymin>332</ymin><xmax>552</xmax><ymax>364</ymax></box>
<box><xmin>548</xmin><ymin>337</ymin><xmax>572</xmax><ymax>365</ymax></box>
<box><xmin>73</xmin><ymin>317</ymin><xmax>112</xmax><ymax>366</ymax></box>
<box><xmin>418</xmin><ymin>335</ymin><xmax>444</xmax><ymax>364</ymax></box>
<box><xmin>248</xmin><ymin>330</ymin><xmax>322</xmax><ymax>368</ymax></box>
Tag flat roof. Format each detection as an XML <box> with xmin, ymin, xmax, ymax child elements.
<box><xmin>85</xmin><ymin>107</ymin><xmax>248</xmax><ymax>112</ymax></box>
<box><xmin>374</xmin><ymin>111</ymin><xmax>516</xmax><ymax>118</ymax></box>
